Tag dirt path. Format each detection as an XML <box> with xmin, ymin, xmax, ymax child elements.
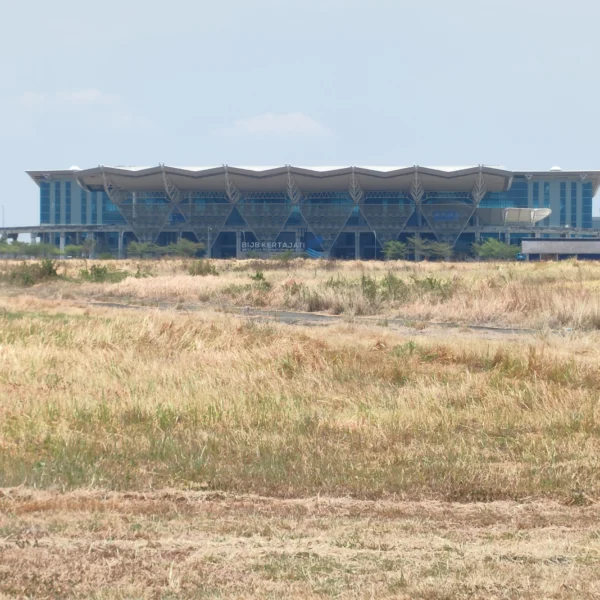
<box><xmin>1</xmin><ymin>489</ymin><xmax>599</xmax><ymax>598</ymax></box>
<box><xmin>86</xmin><ymin>299</ymin><xmax>550</xmax><ymax>339</ymax></box>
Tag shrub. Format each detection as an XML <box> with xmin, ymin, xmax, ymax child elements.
<box><xmin>127</xmin><ymin>242</ymin><xmax>161</xmax><ymax>258</ymax></box>
<box><xmin>360</xmin><ymin>274</ymin><xmax>378</xmax><ymax>302</ymax></box>
<box><xmin>274</xmin><ymin>250</ymin><xmax>295</xmax><ymax>265</ymax></box>
<box><xmin>3</xmin><ymin>260</ymin><xmax>60</xmax><ymax>286</ymax></box>
<box><xmin>380</xmin><ymin>272</ymin><xmax>410</xmax><ymax>301</ymax></box>
<box><xmin>249</xmin><ymin>270</ymin><xmax>266</xmax><ymax>282</ymax></box>
<box><xmin>79</xmin><ymin>264</ymin><xmax>128</xmax><ymax>283</ymax></box>
<box><xmin>166</xmin><ymin>239</ymin><xmax>206</xmax><ymax>257</ymax></box>
<box><xmin>249</xmin><ymin>270</ymin><xmax>272</xmax><ymax>291</ymax></box>
<box><xmin>188</xmin><ymin>260</ymin><xmax>219</xmax><ymax>276</ymax></box>
<box><xmin>64</xmin><ymin>245</ymin><xmax>84</xmax><ymax>258</ymax></box>
<box><xmin>472</xmin><ymin>238</ymin><xmax>519</xmax><ymax>260</ymax></box>
<box><xmin>411</xmin><ymin>275</ymin><xmax>456</xmax><ymax>300</ymax></box>
<box><xmin>0</xmin><ymin>242</ymin><xmax>60</xmax><ymax>258</ymax></box>
<box><xmin>134</xmin><ymin>264</ymin><xmax>154</xmax><ymax>279</ymax></box>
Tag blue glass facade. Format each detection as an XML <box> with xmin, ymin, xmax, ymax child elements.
<box><xmin>102</xmin><ymin>192</ymin><xmax>127</xmax><ymax>224</ymax></box>
<box><xmin>560</xmin><ymin>182</ymin><xmax>567</xmax><ymax>226</ymax></box>
<box><xmin>571</xmin><ymin>182</ymin><xmax>577</xmax><ymax>228</ymax></box>
<box><xmin>54</xmin><ymin>182</ymin><xmax>61</xmax><ymax>224</ymax></box>
<box><xmin>480</xmin><ymin>178</ymin><xmax>528</xmax><ymax>208</ymax></box>
<box><xmin>91</xmin><ymin>192</ymin><xmax>98</xmax><ymax>225</ymax></box>
<box><xmin>40</xmin><ymin>182</ymin><xmax>50</xmax><ymax>224</ymax></box>
<box><xmin>65</xmin><ymin>182</ymin><xmax>71</xmax><ymax>225</ymax></box>
<box><xmin>30</xmin><ymin>168</ymin><xmax>598</xmax><ymax>258</ymax></box>
<box><xmin>304</xmin><ymin>191</ymin><xmax>353</xmax><ymax>205</ymax></box>
<box><xmin>582</xmin><ymin>182</ymin><xmax>593</xmax><ymax>229</ymax></box>
<box><xmin>81</xmin><ymin>189</ymin><xmax>87</xmax><ymax>224</ymax></box>
<box><xmin>543</xmin><ymin>182</ymin><xmax>550</xmax><ymax>226</ymax></box>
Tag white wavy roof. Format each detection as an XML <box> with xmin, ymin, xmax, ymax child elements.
<box><xmin>103</xmin><ymin>165</ymin><xmax>502</xmax><ymax>173</ymax></box>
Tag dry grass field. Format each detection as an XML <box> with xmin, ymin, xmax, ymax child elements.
<box><xmin>1</xmin><ymin>258</ymin><xmax>600</xmax><ymax>598</ymax></box>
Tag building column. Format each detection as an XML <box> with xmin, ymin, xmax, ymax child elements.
<box><xmin>414</xmin><ymin>232</ymin><xmax>421</xmax><ymax>261</ymax></box>
<box><xmin>132</xmin><ymin>192</ymin><xmax>137</xmax><ymax>219</ymax></box>
<box><xmin>355</xmin><ymin>231</ymin><xmax>360</xmax><ymax>260</ymax></box>
<box><xmin>236</xmin><ymin>230</ymin><xmax>242</xmax><ymax>258</ymax></box>
<box><xmin>295</xmin><ymin>229</ymin><xmax>303</xmax><ymax>253</ymax></box>
<box><xmin>30</xmin><ymin>232</ymin><xmax>36</xmax><ymax>244</ymax></box>
<box><xmin>474</xmin><ymin>231</ymin><xmax>481</xmax><ymax>242</ymax></box>
<box><xmin>505</xmin><ymin>231</ymin><xmax>511</xmax><ymax>245</ymax></box>
<box><xmin>206</xmin><ymin>228</ymin><xmax>212</xmax><ymax>259</ymax></box>
<box><xmin>118</xmin><ymin>231</ymin><xmax>124</xmax><ymax>259</ymax></box>
<box><xmin>59</xmin><ymin>232</ymin><xmax>66</xmax><ymax>257</ymax></box>
<box><xmin>75</xmin><ymin>232</ymin><xmax>81</xmax><ymax>245</ymax></box>
<box><xmin>88</xmin><ymin>233</ymin><xmax>96</xmax><ymax>259</ymax></box>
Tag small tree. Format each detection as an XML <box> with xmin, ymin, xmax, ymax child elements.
<box><xmin>166</xmin><ymin>238</ymin><xmax>205</xmax><ymax>257</ymax></box>
<box><xmin>383</xmin><ymin>240</ymin><xmax>408</xmax><ymax>260</ymax></box>
<box><xmin>407</xmin><ymin>236</ymin><xmax>429</xmax><ymax>260</ymax></box>
<box><xmin>472</xmin><ymin>238</ymin><xmax>519</xmax><ymax>260</ymax></box>
<box><xmin>25</xmin><ymin>243</ymin><xmax>60</xmax><ymax>258</ymax></box>
<box><xmin>64</xmin><ymin>244</ymin><xmax>84</xmax><ymax>257</ymax></box>
<box><xmin>427</xmin><ymin>241</ymin><xmax>453</xmax><ymax>260</ymax></box>
<box><xmin>127</xmin><ymin>241</ymin><xmax>160</xmax><ymax>258</ymax></box>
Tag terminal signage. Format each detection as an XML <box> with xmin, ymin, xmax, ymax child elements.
<box><xmin>241</xmin><ymin>241</ymin><xmax>305</xmax><ymax>252</ymax></box>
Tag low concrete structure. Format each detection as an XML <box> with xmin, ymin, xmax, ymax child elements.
<box><xmin>522</xmin><ymin>238</ymin><xmax>600</xmax><ymax>259</ymax></box>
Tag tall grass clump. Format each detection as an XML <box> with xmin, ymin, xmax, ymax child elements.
<box><xmin>79</xmin><ymin>264</ymin><xmax>129</xmax><ymax>283</ymax></box>
<box><xmin>188</xmin><ymin>260</ymin><xmax>219</xmax><ymax>276</ymax></box>
<box><xmin>1</xmin><ymin>259</ymin><xmax>60</xmax><ymax>286</ymax></box>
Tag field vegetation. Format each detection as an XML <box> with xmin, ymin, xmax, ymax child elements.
<box><xmin>1</xmin><ymin>257</ymin><xmax>600</xmax><ymax>597</ymax></box>
<box><xmin>2</xmin><ymin>256</ymin><xmax>600</xmax><ymax>329</ymax></box>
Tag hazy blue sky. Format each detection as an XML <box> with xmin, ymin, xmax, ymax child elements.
<box><xmin>2</xmin><ymin>0</ymin><xmax>599</xmax><ymax>226</ymax></box>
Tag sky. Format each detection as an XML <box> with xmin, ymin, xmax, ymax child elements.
<box><xmin>1</xmin><ymin>0</ymin><xmax>600</xmax><ymax>226</ymax></box>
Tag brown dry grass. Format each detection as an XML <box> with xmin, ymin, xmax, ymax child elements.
<box><xmin>3</xmin><ymin>257</ymin><xmax>600</xmax><ymax>329</ymax></box>
<box><xmin>1</xmin><ymin>260</ymin><xmax>600</xmax><ymax>597</ymax></box>
<box><xmin>1</xmin><ymin>294</ymin><xmax>600</xmax><ymax>500</ymax></box>
<box><xmin>1</xmin><ymin>490</ymin><xmax>600</xmax><ymax>599</ymax></box>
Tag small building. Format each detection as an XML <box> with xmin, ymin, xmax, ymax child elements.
<box><xmin>522</xmin><ymin>238</ymin><xmax>600</xmax><ymax>260</ymax></box>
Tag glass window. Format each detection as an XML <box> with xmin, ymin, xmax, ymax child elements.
<box><xmin>81</xmin><ymin>189</ymin><xmax>87</xmax><ymax>224</ymax></box>
<box><xmin>102</xmin><ymin>192</ymin><xmax>126</xmax><ymax>224</ymax></box>
<box><xmin>54</xmin><ymin>181</ymin><xmax>61</xmax><ymax>224</ymax></box>
<box><xmin>543</xmin><ymin>182</ymin><xmax>550</xmax><ymax>226</ymax></box>
<box><xmin>582</xmin><ymin>182</ymin><xmax>593</xmax><ymax>229</ymax></box>
<box><xmin>533</xmin><ymin>182</ymin><xmax>539</xmax><ymax>208</ymax></box>
<box><xmin>241</xmin><ymin>191</ymin><xmax>289</xmax><ymax>204</ymax></box>
<box><xmin>40</xmin><ymin>182</ymin><xmax>50</xmax><ymax>224</ymax></box>
<box><xmin>571</xmin><ymin>182</ymin><xmax>577</xmax><ymax>228</ymax></box>
<box><xmin>303</xmin><ymin>191</ymin><xmax>353</xmax><ymax>205</ymax></box>
<box><xmin>560</xmin><ymin>182</ymin><xmax>566</xmax><ymax>226</ymax></box>
<box><xmin>65</xmin><ymin>181</ymin><xmax>71</xmax><ymax>225</ymax></box>
<box><xmin>480</xmin><ymin>177</ymin><xmax>528</xmax><ymax>208</ymax></box>
<box><xmin>91</xmin><ymin>192</ymin><xmax>98</xmax><ymax>225</ymax></box>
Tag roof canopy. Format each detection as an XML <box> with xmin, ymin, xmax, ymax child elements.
<box><xmin>26</xmin><ymin>165</ymin><xmax>600</xmax><ymax>195</ymax></box>
<box><xmin>27</xmin><ymin>165</ymin><xmax>513</xmax><ymax>194</ymax></box>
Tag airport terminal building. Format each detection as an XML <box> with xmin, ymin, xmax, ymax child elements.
<box><xmin>15</xmin><ymin>165</ymin><xmax>600</xmax><ymax>258</ymax></box>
